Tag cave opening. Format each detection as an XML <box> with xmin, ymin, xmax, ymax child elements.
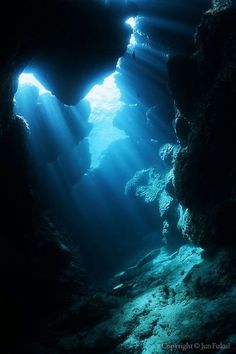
<box><xmin>13</xmin><ymin>4</ymin><xmax>210</xmax><ymax>283</ymax></box>
<box><xmin>14</xmin><ymin>14</ymin><xmax>172</xmax><ymax>282</ymax></box>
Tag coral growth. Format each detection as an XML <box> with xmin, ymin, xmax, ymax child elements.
<box><xmin>125</xmin><ymin>168</ymin><xmax>164</xmax><ymax>204</ymax></box>
<box><xmin>125</xmin><ymin>143</ymin><xmax>185</xmax><ymax>249</ymax></box>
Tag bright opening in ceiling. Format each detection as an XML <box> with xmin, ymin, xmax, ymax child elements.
<box><xmin>17</xmin><ymin>15</ymin><xmax>135</xmax><ymax>169</ymax></box>
<box><xmin>85</xmin><ymin>73</ymin><xmax>126</xmax><ymax>169</ymax></box>
<box><xmin>17</xmin><ymin>72</ymin><xmax>126</xmax><ymax>170</ymax></box>
<box><xmin>18</xmin><ymin>73</ymin><xmax>50</xmax><ymax>95</ymax></box>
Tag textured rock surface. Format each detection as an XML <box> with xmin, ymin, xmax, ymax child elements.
<box><xmin>125</xmin><ymin>168</ymin><xmax>164</xmax><ymax>204</ymax></box>
<box><xmin>168</xmin><ymin>3</ymin><xmax>236</xmax><ymax>249</ymax></box>
<box><xmin>0</xmin><ymin>1</ymin><xmax>133</xmax><ymax>352</ymax></box>
<box><xmin>125</xmin><ymin>144</ymin><xmax>185</xmax><ymax>249</ymax></box>
<box><xmin>43</xmin><ymin>245</ymin><xmax>236</xmax><ymax>353</ymax></box>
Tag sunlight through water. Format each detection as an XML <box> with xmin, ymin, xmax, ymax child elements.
<box><xmin>18</xmin><ymin>72</ymin><xmax>127</xmax><ymax>170</ymax></box>
<box><xmin>126</xmin><ymin>17</ymin><xmax>136</xmax><ymax>29</ymax></box>
<box><xmin>17</xmin><ymin>16</ymin><xmax>137</xmax><ymax>169</ymax></box>
<box><xmin>18</xmin><ymin>73</ymin><xmax>50</xmax><ymax>95</ymax></box>
<box><xmin>85</xmin><ymin>74</ymin><xmax>126</xmax><ymax>169</ymax></box>
<box><xmin>126</xmin><ymin>17</ymin><xmax>137</xmax><ymax>46</ymax></box>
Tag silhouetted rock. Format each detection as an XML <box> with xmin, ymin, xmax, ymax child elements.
<box><xmin>0</xmin><ymin>1</ymin><xmax>132</xmax><ymax>352</ymax></box>
<box><xmin>168</xmin><ymin>3</ymin><xmax>236</xmax><ymax>250</ymax></box>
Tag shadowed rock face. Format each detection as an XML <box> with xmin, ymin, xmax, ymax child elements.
<box><xmin>0</xmin><ymin>0</ymin><xmax>134</xmax><ymax>242</ymax></box>
<box><xmin>28</xmin><ymin>1</ymin><xmax>133</xmax><ymax>105</ymax></box>
<box><xmin>168</xmin><ymin>3</ymin><xmax>236</xmax><ymax>250</ymax></box>
<box><xmin>0</xmin><ymin>2</ymin><xmax>134</xmax><ymax>352</ymax></box>
<box><xmin>0</xmin><ymin>0</ymin><xmax>133</xmax><ymax>105</ymax></box>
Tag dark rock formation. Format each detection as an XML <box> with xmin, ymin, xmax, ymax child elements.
<box><xmin>135</xmin><ymin>0</ymin><xmax>212</xmax><ymax>55</ymax></box>
<box><xmin>0</xmin><ymin>0</ymin><xmax>134</xmax><ymax>104</ymax></box>
<box><xmin>168</xmin><ymin>3</ymin><xmax>236</xmax><ymax>250</ymax></box>
<box><xmin>0</xmin><ymin>1</ymin><xmax>133</xmax><ymax>352</ymax></box>
<box><xmin>116</xmin><ymin>0</ymin><xmax>211</xmax><ymax>144</ymax></box>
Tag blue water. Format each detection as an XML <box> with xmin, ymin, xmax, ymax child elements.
<box><xmin>14</xmin><ymin>3</ymin><xmax>210</xmax><ymax>281</ymax></box>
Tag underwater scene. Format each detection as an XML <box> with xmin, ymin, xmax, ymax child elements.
<box><xmin>0</xmin><ymin>0</ymin><xmax>236</xmax><ymax>353</ymax></box>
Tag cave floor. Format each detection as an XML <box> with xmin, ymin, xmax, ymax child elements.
<box><xmin>52</xmin><ymin>245</ymin><xmax>236</xmax><ymax>354</ymax></box>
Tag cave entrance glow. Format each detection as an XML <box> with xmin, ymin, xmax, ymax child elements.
<box><xmin>85</xmin><ymin>74</ymin><xmax>126</xmax><ymax>168</ymax></box>
<box><xmin>18</xmin><ymin>73</ymin><xmax>50</xmax><ymax>95</ymax></box>
<box><xmin>14</xmin><ymin>12</ymin><xmax>164</xmax><ymax>281</ymax></box>
<box><xmin>17</xmin><ymin>17</ymin><xmax>137</xmax><ymax>169</ymax></box>
<box><xmin>17</xmin><ymin>72</ymin><xmax>127</xmax><ymax>169</ymax></box>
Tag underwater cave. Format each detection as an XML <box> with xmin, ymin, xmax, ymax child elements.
<box><xmin>0</xmin><ymin>0</ymin><xmax>236</xmax><ymax>353</ymax></box>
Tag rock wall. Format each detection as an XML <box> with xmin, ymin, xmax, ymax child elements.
<box><xmin>168</xmin><ymin>2</ymin><xmax>236</xmax><ymax>250</ymax></box>
<box><xmin>0</xmin><ymin>1</ymin><xmax>133</xmax><ymax>352</ymax></box>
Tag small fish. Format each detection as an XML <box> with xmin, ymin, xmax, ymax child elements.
<box><xmin>132</xmin><ymin>50</ymin><xmax>136</xmax><ymax>60</ymax></box>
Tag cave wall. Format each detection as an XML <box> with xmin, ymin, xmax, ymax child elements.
<box><xmin>168</xmin><ymin>2</ymin><xmax>236</xmax><ymax>250</ymax></box>
<box><xmin>0</xmin><ymin>1</ymin><xmax>133</xmax><ymax>352</ymax></box>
